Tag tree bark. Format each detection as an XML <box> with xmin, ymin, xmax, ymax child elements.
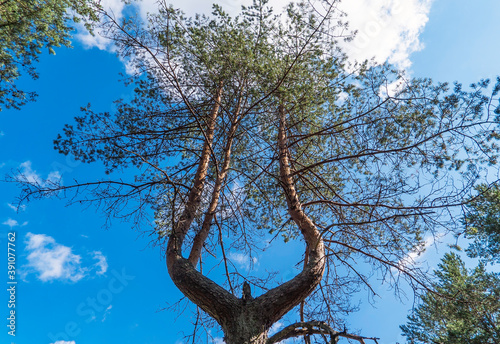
<box><xmin>188</xmin><ymin>113</ymin><xmax>240</xmax><ymax>267</ymax></box>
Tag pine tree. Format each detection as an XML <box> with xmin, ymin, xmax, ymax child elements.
<box><xmin>0</xmin><ymin>0</ymin><xmax>99</xmax><ymax>110</ymax></box>
<box><xmin>401</xmin><ymin>253</ymin><xmax>500</xmax><ymax>344</ymax></box>
<box><xmin>12</xmin><ymin>0</ymin><xmax>500</xmax><ymax>342</ymax></box>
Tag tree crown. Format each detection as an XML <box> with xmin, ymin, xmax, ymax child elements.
<box><xmin>11</xmin><ymin>0</ymin><xmax>500</xmax><ymax>341</ymax></box>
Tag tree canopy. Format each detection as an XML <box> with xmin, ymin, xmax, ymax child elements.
<box><xmin>0</xmin><ymin>0</ymin><xmax>99</xmax><ymax>110</ymax></box>
<box><xmin>400</xmin><ymin>253</ymin><xmax>500</xmax><ymax>344</ymax></box>
<box><xmin>12</xmin><ymin>0</ymin><xmax>500</xmax><ymax>343</ymax></box>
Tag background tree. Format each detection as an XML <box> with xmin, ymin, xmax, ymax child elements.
<box><xmin>463</xmin><ymin>183</ymin><xmax>500</xmax><ymax>263</ymax></box>
<box><xmin>0</xmin><ymin>0</ymin><xmax>99</xmax><ymax>110</ymax></box>
<box><xmin>401</xmin><ymin>182</ymin><xmax>500</xmax><ymax>344</ymax></box>
<box><xmin>11</xmin><ymin>0</ymin><xmax>500</xmax><ymax>343</ymax></box>
<box><xmin>400</xmin><ymin>253</ymin><xmax>500</xmax><ymax>344</ymax></box>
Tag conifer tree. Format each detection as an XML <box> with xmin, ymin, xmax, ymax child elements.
<box><xmin>13</xmin><ymin>1</ymin><xmax>500</xmax><ymax>342</ymax></box>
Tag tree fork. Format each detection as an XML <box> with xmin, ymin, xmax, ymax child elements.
<box><xmin>165</xmin><ymin>104</ymin><xmax>329</xmax><ymax>343</ymax></box>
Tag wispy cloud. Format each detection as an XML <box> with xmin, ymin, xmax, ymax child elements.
<box><xmin>16</xmin><ymin>161</ymin><xmax>62</xmax><ymax>187</ymax></box>
<box><xmin>51</xmin><ymin>341</ymin><xmax>76</xmax><ymax>344</ymax></box>
<box><xmin>19</xmin><ymin>161</ymin><xmax>42</xmax><ymax>185</ymax></box>
<box><xmin>228</xmin><ymin>252</ymin><xmax>258</xmax><ymax>271</ymax></box>
<box><xmin>2</xmin><ymin>218</ymin><xmax>28</xmax><ymax>228</ymax></box>
<box><xmin>102</xmin><ymin>305</ymin><xmax>113</xmax><ymax>322</ymax></box>
<box><xmin>92</xmin><ymin>251</ymin><xmax>108</xmax><ymax>275</ymax></box>
<box><xmin>269</xmin><ymin>321</ymin><xmax>284</xmax><ymax>335</ymax></box>
<box><xmin>212</xmin><ymin>337</ymin><xmax>224</xmax><ymax>344</ymax></box>
<box><xmin>24</xmin><ymin>233</ymin><xmax>86</xmax><ymax>282</ymax></box>
<box><xmin>396</xmin><ymin>235</ymin><xmax>436</xmax><ymax>272</ymax></box>
<box><xmin>7</xmin><ymin>203</ymin><xmax>26</xmax><ymax>212</ymax></box>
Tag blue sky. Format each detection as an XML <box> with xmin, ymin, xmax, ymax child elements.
<box><xmin>1</xmin><ymin>0</ymin><xmax>499</xmax><ymax>343</ymax></box>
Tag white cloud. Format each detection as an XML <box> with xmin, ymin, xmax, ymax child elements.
<box><xmin>379</xmin><ymin>79</ymin><xmax>406</xmax><ymax>99</ymax></box>
<box><xmin>269</xmin><ymin>321</ymin><xmax>284</xmax><ymax>335</ymax></box>
<box><xmin>229</xmin><ymin>252</ymin><xmax>248</xmax><ymax>266</ymax></box>
<box><xmin>75</xmin><ymin>0</ymin><xmax>432</xmax><ymax>70</ymax></box>
<box><xmin>92</xmin><ymin>251</ymin><xmax>108</xmax><ymax>275</ymax></box>
<box><xmin>19</xmin><ymin>161</ymin><xmax>42</xmax><ymax>185</ymax></box>
<box><xmin>267</xmin><ymin>321</ymin><xmax>294</xmax><ymax>343</ymax></box>
<box><xmin>74</xmin><ymin>0</ymin><xmax>126</xmax><ymax>50</ymax></box>
<box><xmin>24</xmin><ymin>233</ymin><xmax>86</xmax><ymax>282</ymax></box>
<box><xmin>23</xmin><ymin>233</ymin><xmax>109</xmax><ymax>282</ymax></box>
<box><xmin>228</xmin><ymin>252</ymin><xmax>258</xmax><ymax>271</ymax></box>
<box><xmin>3</xmin><ymin>218</ymin><xmax>19</xmax><ymax>227</ymax></box>
<box><xmin>51</xmin><ymin>341</ymin><xmax>76</xmax><ymax>344</ymax></box>
<box><xmin>212</xmin><ymin>337</ymin><xmax>224</xmax><ymax>344</ymax></box>
<box><xmin>74</xmin><ymin>0</ymin><xmax>289</xmax><ymax>51</ymax></box>
<box><xmin>338</xmin><ymin>0</ymin><xmax>433</xmax><ymax>69</ymax></box>
<box><xmin>2</xmin><ymin>218</ymin><xmax>27</xmax><ymax>228</ymax></box>
<box><xmin>396</xmin><ymin>235</ymin><xmax>436</xmax><ymax>272</ymax></box>
<box><xmin>7</xmin><ymin>203</ymin><xmax>26</xmax><ymax>212</ymax></box>
<box><xmin>102</xmin><ymin>304</ymin><xmax>113</xmax><ymax>322</ymax></box>
<box><xmin>17</xmin><ymin>161</ymin><xmax>62</xmax><ymax>187</ymax></box>
<box><xmin>47</xmin><ymin>170</ymin><xmax>62</xmax><ymax>184</ymax></box>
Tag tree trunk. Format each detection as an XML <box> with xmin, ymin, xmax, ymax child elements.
<box><xmin>222</xmin><ymin>305</ymin><xmax>269</xmax><ymax>344</ymax></box>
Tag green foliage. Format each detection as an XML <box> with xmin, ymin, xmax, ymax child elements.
<box><xmin>464</xmin><ymin>183</ymin><xmax>500</xmax><ymax>263</ymax></box>
<box><xmin>401</xmin><ymin>253</ymin><xmax>500</xmax><ymax>344</ymax></box>
<box><xmin>0</xmin><ymin>0</ymin><xmax>100</xmax><ymax>110</ymax></box>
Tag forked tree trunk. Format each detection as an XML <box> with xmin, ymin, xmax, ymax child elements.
<box><xmin>167</xmin><ymin>248</ymin><xmax>325</xmax><ymax>343</ymax></box>
<box><xmin>166</xmin><ymin>99</ymin><xmax>326</xmax><ymax>344</ymax></box>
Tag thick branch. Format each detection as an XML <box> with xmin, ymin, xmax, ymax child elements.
<box><xmin>266</xmin><ymin>321</ymin><xmax>380</xmax><ymax>344</ymax></box>
<box><xmin>250</xmin><ymin>104</ymin><xmax>326</xmax><ymax>326</ymax></box>
<box><xmin>167</xmin><ymin>255</ymin><xmax>239</xmax><ymax>325</ymax></box>
<box><xmin>167</xmin><ymin>85</ymin><xmax>223</xmax><ymax>257</ymax></box>
<box><xmin>188</xmin><ymin>115</ymin><xmax>239</xmax><ymax>266</ymax></box>
<box><xmin>277</xmin><ymin>103</ymin><xmax>323</xmax><ymax>249</ymax></box>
